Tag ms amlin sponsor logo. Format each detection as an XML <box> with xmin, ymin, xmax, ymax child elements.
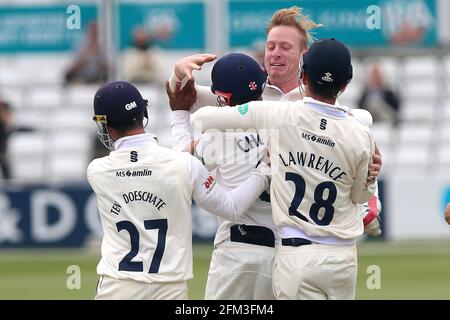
<box><xmin>302</xmin><ymin>132</ymin><xmax>335</xmax><ymax>148</ymax></box>
<box><xmin>116</xmin><ymin>169</ymin><xmax>152</xmax><ymax>177</ymax></box>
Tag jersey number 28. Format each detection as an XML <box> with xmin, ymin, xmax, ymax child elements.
<box><xmin>116</xmin><ymin>219</ymin><xmax>167</xmax><ymax>273</ymax></box>
<box><xmin>286</xmin><ymin>172</ymin><xmax>337</xmax><ymax>226</ymax></box>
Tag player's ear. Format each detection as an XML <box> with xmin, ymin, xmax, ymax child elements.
<box><xmin>107</xmin><ymin>125</ymin><xmax>117</xmax><ymax>141</ymax></box>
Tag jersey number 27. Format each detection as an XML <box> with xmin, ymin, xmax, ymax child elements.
<box><xmin>116</xmin><ymin>219</ymin><xmax>167</xmax><ymax>273</ymax></box>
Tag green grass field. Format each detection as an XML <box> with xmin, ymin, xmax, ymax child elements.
<box><xmin>1</xmin><ymin>239</ymin><xmax>450</xmax><ymax>300</ymax></box>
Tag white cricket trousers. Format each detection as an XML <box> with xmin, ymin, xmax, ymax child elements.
<box><xmin>94</xmin><ymin>275</ymin><xmax>188</xmax><ymax>300</ymax></box>
<box><xmin>205</xmin><ymin>241</ymin><xmax>276</xmax><ymax>300</ymax></box>
<box><xmin>273</xmin><ymin>243</ymin><xmax>357</xmax><ymax>300</ymax></box>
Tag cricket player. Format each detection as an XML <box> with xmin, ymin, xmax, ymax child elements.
<box><xmin>170</xmin><ymin>6</ymin><xmax>382</xmax><ymax>237</ymax></box>
<box><xmin>264</xmin><ymin>7</ymin><xmax>381</xmax><ymax>235</ymax></box>
<box><xmin>192</xmin><ymin>38</ymin><xmax>377</xmax><ymax>299</ymax></box>
<box><xmin>87</xmin><ymin>81</ymin><xmax>270</xmax><ymax>300</ymax></box>
<box><xmin>168</xmin><ymin>53</ymin><xmax>277</xmax><ymax>300</ymax></box>
<box><xmin>168</xmin><ymin>52</ymin><xmax>380</xmax><ymax>300</ymax></box>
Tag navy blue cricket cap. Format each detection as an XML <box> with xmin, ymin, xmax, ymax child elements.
<box><xmin>93</xmin><ymin>81</ymin><xmax>148</xmax><ymax>125</ymax></box>
<box><xmin>302</xmin><ymin>38</ymin><xmax>353</xmax><ymax>90</ymax></box>
<box><xmin>211</xmin><ymin>53</ymin><xmax>267</xmax><ymax>106</ymax></box>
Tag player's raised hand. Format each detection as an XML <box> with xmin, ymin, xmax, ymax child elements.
<box><xmin>445</xmin><ymin>203</ymin><xmax>450</xmax><ymax>225</ymax></box>
<box><xmin>165</xmin><ymin>79</ymin><xmax>196</xmax><ymax>111</ymax></box>
<box><xmin>174</xmin><ymin>53</ymin><xmax>217</xmax><ymax>81</ymax></box>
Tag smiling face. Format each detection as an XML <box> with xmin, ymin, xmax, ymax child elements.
<box><xmin>264</xmin><ymin>25</ymin><xmax>305</xmax><ymax>92</ymax></box>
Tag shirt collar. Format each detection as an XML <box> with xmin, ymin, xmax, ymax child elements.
<box><xmin>114</xmin><ymin>133</ymin><xmax>158</xmax><ymax>150</ymax></box>
<box><xmin>302</xmin><ymin>97</ymin><xmax>348</xmax><ymax>118</ymax></box>
<box><xmin>265</xmin><ymin>82</ymin><xmax>302</xmax><ymax>96</ymax></box>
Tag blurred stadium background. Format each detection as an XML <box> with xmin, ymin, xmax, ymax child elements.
<box><xmin>0</xmin><ymin>0</ymin><xmax>449</xmax><ymax>299</ymax></box>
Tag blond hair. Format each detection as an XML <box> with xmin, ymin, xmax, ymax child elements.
<box><xmin>266</xmin><ymin>6</ymin><xmax>321</xmax><ymax>50</ymax></box>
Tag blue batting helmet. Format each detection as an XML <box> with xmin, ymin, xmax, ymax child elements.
<box><xmin>93</xmin><ymin>81</ymin><xmax>148</xmax><ymax>125</ymax></box>
<box><xmin>92</xmin><ymin>81</ymin><xmax>149</xmax><ymax>150</ymax></box>
<box><xmin>211</xmin><ymin>53</ymin><xmax>267</xmax><ymax>106</ymax></box>
<box><xmin>302</xmin><ymin>38</ymin><xmax>353</xmax><ymax>90</ymax></box>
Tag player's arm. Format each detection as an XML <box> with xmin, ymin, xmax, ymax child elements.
<box><xmin>170</xmin><ymin>112</ymin><xmax>220</xmax><ymax>171</ymax></box>
<box><xmin>166</xmin><ymin>80</ymin><xmax>197</xmax><ymax>152</ymax></box>
<box><xmin>361</xmin><ymin>143</ymin><xmax>383</xmax><ymax>236</ymax></box>
<box><xmin>166</xmin><ymin>81</ymin><xmax>220</xmax><ymax>170</ymax></box>
<box><xmin>170</xmin><ymin>110</ymin><xmax>192</xmax><ymax>152</ymax></box>
<box><xmin>191</xmin><ymin>85</ymin><xmax>218</xmax><ymax>113</ymax></box>
<box><xmin>351</xmin><ymin>133</ymin><xmax>377</xmax><ymax>204</ymax></box>
<box><xmin>361</xmin><ymin>186</ymin><xmax>382</xmax><ymax>236</ymax></box>
<box><xmin>192</xmin><ymin>101</ymin><xmax>280</xmax><ymax>133</ymax></box>
<box><xmin>349</xmin><ymin>107</ymin><xmax>383</xmax><ymax>235</ymax></box>
<box><xmin>190</xmin><ymin>155</ymin><xmax>270</xmax><ymax>222</ymax></box>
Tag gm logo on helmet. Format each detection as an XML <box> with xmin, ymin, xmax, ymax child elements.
<box><xmin>125</xmin><ymin>101</ymin><xmax>137</xmax><ymax>111</ymax></box>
